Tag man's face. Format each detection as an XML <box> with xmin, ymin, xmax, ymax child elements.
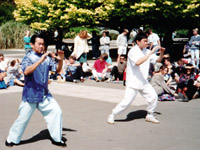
<box><xmin>137</xmin><ymin>38</ymin><xmax>148</xmax><ymax>49</ymax></box>
<box><xmin>31</xmin><ymin>38</ymin><xmax>45</xmax><ymax>54</ymax></box>
<box><xmin>164</xmin><ymin>59</ymin><xmax>170</xmax><ymax>66</ymax></box>
<box><xmin>193</xmin><ymin>30</ymin><xmax>198</xmax><ymax>35</ymax></box>
<box><xmin>120</xmin><ymin>57</ymin><xmax>125</xmax><ymax>63</ymax></box>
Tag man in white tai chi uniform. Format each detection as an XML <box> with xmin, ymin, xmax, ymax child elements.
<box><xmin>108</xmin><ymin>32</ymin><xmax>165</xmax><ymax>124</ymax></box>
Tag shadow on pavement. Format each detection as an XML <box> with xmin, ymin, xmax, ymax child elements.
<box><xmin>115</xmin><ymin>110</ymin><xmax>162</xmax><ymax>122</ymax></box>
<box><xmin>19</xmin><ymin>127</ymin><xmax>77</xmax><ymax>145</ymax></box>
<box><xmin>115</xmin><ymin>110</ymin><xmax>148</xmax><ymax>122</ymax></box>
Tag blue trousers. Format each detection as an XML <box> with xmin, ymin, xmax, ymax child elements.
<box><xmin>7</xmin><ymin>97</ymin><xmax>63</xmax><ymax>144</ymax></box>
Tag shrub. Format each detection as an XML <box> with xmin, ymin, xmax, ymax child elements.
<box><xmin>109</xmin><ymin>33</ymin><xmax>118</xmax><ymax>40</ymax></box>
<box><xmin>175</xmin><ymin>29</ymin><xmax>189</xmax><ymax>38</ymax></box>
<box><xmin>0</xmin><ymin>21</ymin><xmax>31</xmax><ymax>49</ymax></box>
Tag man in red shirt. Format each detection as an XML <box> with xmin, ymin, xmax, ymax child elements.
<box><xmin>92</xmin><ymin>53</ymin><xmax>108</xmax><ymax>82</ymax></box>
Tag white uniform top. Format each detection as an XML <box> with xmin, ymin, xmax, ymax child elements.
<box><xmin>116</xmin><ymin>33</ymin><xmax>128</xmax><ymax>47</ymax></box>
<box><xmin>148</xmin><ymin>33</ymin><xmax>160</xmax><ymax>46</ymax></box>
<box><xmin>126</xmin><ymin>45</ymin><xmax>158</xmax><ymax>89</ymax></box>
<box><xmin>100</xmin><ymin>36</ymin><xmax>110</xmax><ymax>50</ymax></box>
<box><xmin>100</xmin><ymin>36</ymin><xmax>110</xmax><ymax>46</ymax></box>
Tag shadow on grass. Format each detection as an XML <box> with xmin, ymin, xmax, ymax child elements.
<box><xmin>19</xmin><ymin>127</ymin><xmax>77</xmax><ymax>145</ymax></box>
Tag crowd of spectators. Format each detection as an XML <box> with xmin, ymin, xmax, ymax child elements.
<box><xmin>1</xmin><ymin>28</ymin><xmax>200</xmax><ymax>103</ymax></box>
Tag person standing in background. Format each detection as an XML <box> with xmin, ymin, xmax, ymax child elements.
<box><xmin>91</xmin><ymin>31</ymin><xmax>100</xmax><ymax>59</ymax></box>
<box><xmin>189</xmin><ymin>28</ymin><xmax>200</xmax><ymax>69</ymax></box>
<box><xmin>23</xmin><ymin>30</ymin><xmax>32</xmax><ymax>54</ymax></box>
<box><xmin>73</xmin><ymin>30</ymin><xmax>92</xmax><ymax>64</ymax></box>
<box><xmin>116</xmin><ymin>29</ymin><xmax>129</xmax><ymax>62</ymax></box>
<box><xmin>100</xmin><ymin>31</ymin><xmax>110</xmax><ymax>57</ymax></box>
<box><xmin>147</xmin><ymin>29</ymin><xmax>161</xmax><ymax>52</ymax></box>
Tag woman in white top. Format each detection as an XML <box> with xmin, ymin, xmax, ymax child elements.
<box><xmin>73</xmin><ymin>30</ymin><xmax>92</xmax><ymax>64</ymax></box>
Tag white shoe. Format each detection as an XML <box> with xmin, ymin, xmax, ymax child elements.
<box><xmin>107</xmin><ymin>114</ymin><xmax>115</xmax><ymax>124</ymax></box>
<box><xmin>106</xmin><ymin>78</ymin><xmax>111</xmax><ymax>83</ymax></box>
<box><xmin>145</xmin><ymin>114</ymin><xmax>160</xmax><ymax>124</ymax></box>
<box><xmin>57</xmin><ymin>79</ymin><xmax>65</xmax><ymax>83</ymax></box>
<box><xmin>73</xmin><ymin>80</ymin><xmax>79</xmax><ymax>83</ymax></box>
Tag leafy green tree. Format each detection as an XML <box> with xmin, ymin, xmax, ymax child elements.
<box><xmin>0</xmin><ymin>0</ymin><xmax>15</xmax><ymax>26</ymax></box>
<box><xmin>13</xmin><ymin>0</ymin><xmax>117</xmax><ymax>30</ymax></box>
<box><xmin>106</xmin><ymin>0</ymin><xmax>200</xmax><ymax>33</ymax></box>
<box><xmin>13</xmin><ymin>0</ymin><xmax>199</xmax><ymax>33</ymax></box>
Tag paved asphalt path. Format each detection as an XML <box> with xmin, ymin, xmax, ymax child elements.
<box><xmin>1</xmin><ymin>89</ymin><xmax>200</xmax><ymax>150</ymax></box>
<box><xmin>1</xmin><ymin>44</ymin><xmax>200</xmax><ymax>150</ymax></box>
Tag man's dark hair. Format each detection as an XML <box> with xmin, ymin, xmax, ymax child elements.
<box><xmin>164</xmin><ymin>57</ymin><xmax>172</xmax><ymax>63</ymax></box>
<box><xmin>10</xmin><ymin>60</ymin><xmax>16</xmax><ymax>67</ymax></box>
<box><xmin>30</xmin><ymin>34</ymin><xmax>45</xmax><ymax>45</ymax></box>
<box><xmin>134</xmin><ymin>32</ymin><xmax>147</xmax><ymax>43</ymax></box>
<box><xmin>120</xmin><ymin>55</ymin><xmax>126</xmax><ymax>59</ymax></box>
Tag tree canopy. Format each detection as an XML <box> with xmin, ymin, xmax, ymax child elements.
<box><xmin>0</xmin><ymin>0</ymin><xmax>15</xmax><ymax>26</ymax></box>
<box><xmin>13</xmin><ymin>0</ymin><xmax>200</xmax><ymax>32</ymax></box>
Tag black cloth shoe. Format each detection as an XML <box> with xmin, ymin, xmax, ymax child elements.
<box><xmin>5</xmin><ymin>140</ymin><xmax>18</xmax><ymax>147</ymax></box>
<box><xmin>51</xmin><ymin>140</ymin><xmax>67</xmax><ymax>147</ymax></box>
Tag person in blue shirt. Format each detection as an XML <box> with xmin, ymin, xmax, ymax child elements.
<box><xmin>0</xmin><ymin>69</ymin><xmax>7</xmax><ymax>89</ymax></box>
<box><xmin>65</xmin><ymin>56</ymin><xmax>84</xmax><ymax>83</ymax></box>
<box><xmin>5</xmin><ymin>34</ymin><xmax>66</xmax><ymax>147</ymax></box>
<box><xmin>24</xmin><ymin>30</ymin><xmax>32</xmax><ymax>54</ymax></box>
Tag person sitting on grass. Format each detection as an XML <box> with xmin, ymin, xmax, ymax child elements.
<box><xmin>107</xmin><ymin>55</ymin><xmax>127</xmax><ymax>82</ymax></box>
<box><xmin>92</xmin><ymin>53</ymin><xmax>108</xmax><ymax>82</ymax></box>
<box><xmin>0</xmin><ymin>69</ymin><xmax>7</xmax><ymax>89</ymax></box>
<box><xmin>4</xmin><ymin>59</ymin><xmax>24</xmax><ymax>87</ymax></box>
<box><xmin>176</xmin><ymin>63</ymin><xmax>195</xmax><ymax>102</ymax></box>
<box><xmin>151</xmin><ymin>65</ymin><xmax>177</xmax><ymax>101</ymax></box>
<box><xmin>0</xmin><ymin>53</ymin><xmax>9</xmax><ymax>72</ymax></box>
<box><xmin>65</xmin><ymin>56</ymin><xmax>84</xmax><ymax>83</ymax></box>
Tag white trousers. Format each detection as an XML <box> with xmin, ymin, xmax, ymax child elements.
<box><xmin>118</xmin><ymin>46</ymin><xmax>127</xmax><ymax>55</ymax></box>
<box><xmin>190</xmin><ymin>49</ymin><xmax>199</xmax><ymax>68</ymax></box>
<box><xmin>112</xmin><ymin>84</ymin><xmax>158</xmax><ymax>116</ymax></box>
<box><xmin>92</xmin><ymin>69</ymin><xmax>107</xmax><ymax>79</ymax></box>
<box><xmin>7</xmin><ymin>97</ymin><xmax>63</xmax><ymax>144</ymax></box>
<box><xmin>100</xmin><ymin>48</ymin><xmax>110</xmax><ymax>57</ymax></box>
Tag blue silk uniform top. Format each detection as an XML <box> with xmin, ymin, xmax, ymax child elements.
<box><xmin>21</xmin><ymin>51</ymin><xmax>57</xmax><ymax>103</ymax></box>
